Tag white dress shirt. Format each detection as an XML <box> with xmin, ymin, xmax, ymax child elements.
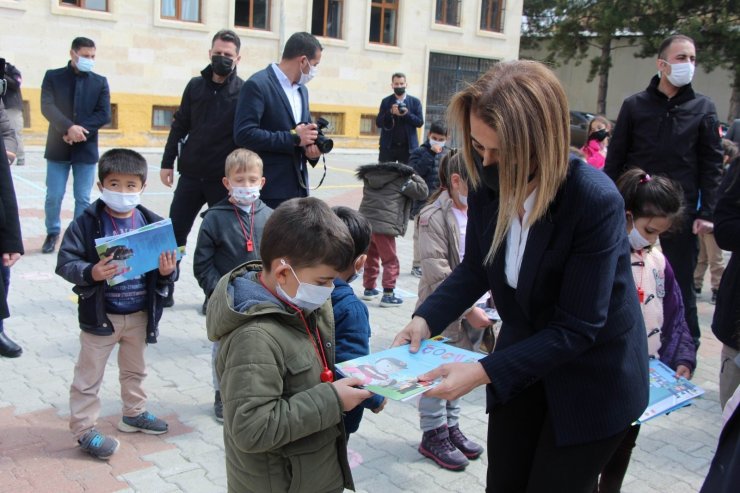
<box><xmin>505</xmin><ymin>190</ymin><xmax>537</xmax><ymax>289</ymax></box>
<box><xmin>271</xmin><ymin>63</ymin><xmax>302</xmax><ymax>124</ymax></box>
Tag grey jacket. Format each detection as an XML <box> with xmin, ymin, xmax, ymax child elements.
<box><xmin>0</xmin><ymin>101</ymin><xmax>18</xmax><ymax>155</ymax></box>
<box><xmin>193</xmin><ymin>197</ymin><xmax>272</xmax><ymax>296</ymax></box>
<box><xmin>356</xmin><ymin>162</ymin><xmax>428</xmax><ymax>236</ymax></box>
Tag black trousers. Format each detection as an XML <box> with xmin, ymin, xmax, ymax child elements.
<box><xmin>169</xmin><ymin>174</ymin><xmax>229</xmax><ymax>246</ymax></box>
<box><xmin>486</xmin><ymin>383</ymin><xmax>629</xmax><ymax>493</ymax></box>
<box><xmin>379</xmin><ymin>145</ymin><xmax>410</xmax><ymax>164</ymax></box>
<box><xmin>660</xmin><ymin>216</ymin><xmax>700</xmax><ymax>340</ymax></box>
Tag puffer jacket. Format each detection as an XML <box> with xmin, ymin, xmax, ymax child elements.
<box><xmin>207</xmin><ymin>261</ymin><xmax>353</xmax><ymax>493</ymax></box>
<box><xmin>409</xmin><ymin>141</ymin><xmax>447</xmax><ymax>217</ymax></box>
<box><xmin>356</xmin><ymin>162</ymin><xmax>428</xmax><ymax>236</ymax></box>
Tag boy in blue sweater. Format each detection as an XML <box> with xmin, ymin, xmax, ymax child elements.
<box><xmin>331</xmin><ymin>206</ymin><xmax>387</xmax><ymax>438</ymax></box>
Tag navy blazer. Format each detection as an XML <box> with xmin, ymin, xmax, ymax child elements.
<box><xmin>416</xmin><ymin>160</ymin><xmax>649</xmax><ymax>446</ymax></box>
<box><xmin>41</xmin><ymin>62</ymin><xmax>111</xmax><ymax>164</ymax></box>
<box><xmin>376</xmin><ymin>93</ymin><xmax>424</xmax><ymax>152</ymax></box>
<box><xmin>234</xmin><ymin>65</ymin><xmax>312</xmax><ymax>203</ymax></box>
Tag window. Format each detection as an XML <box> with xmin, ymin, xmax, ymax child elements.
<box><xmin>102</xmin><ymin>104</ymin><xmax>118</xmax><ymax>130</ymax></box>
<box><xmin>234</xmin><ymin>0</ymin><xmax>270</xmax><ymax>30</ymax></box>
<box><xmin>152</xmin><ymin>106</ymin><xmax>178</xmax><ymax>130</ymax></box>
<box><xmin>161</xmin><ymin>0</ymin><xmax>200</xmax><ymax>22</ymax></box>
<box><xmin>311</xmin><ymin>0</ymin><xmax>343</xmax><ymax>39</ymax></box>
<box><xmin>313</xmin><ymin>112</ymin><xmax>344</xmax><ymax>135</ymax></box>
<box><xmin>435</xmin><ymin>0</ymin><xmax>460</xmax><ymax>26</ymax></box>
<box><xmin>369</xmin><ymin>0</ymin><xmax>398</xmax><ymax>46</ymax></box>
<box><xmin>22</xmin><ymin>101</ymin><xmax>30</xmax><ymax>129</ymax></box>
<box><xmin>60</xmin><ymin>0</ymin><xmax>108</xmax><ymax>11</ymax></box>
<box><xmin>359</xmin><ymin>114</ymin><xmax>378</xmax><ymax>136</ymax></box>
<box><xmin>480</xmin><ymin>0</ymin><xmax>504</xmax><ymax>33</ymax></box>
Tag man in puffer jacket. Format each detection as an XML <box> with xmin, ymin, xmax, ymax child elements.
<box><xmin>357</xmin><ymin>162</ymin><xmax>427</xmax><ymax>307</ymax></box>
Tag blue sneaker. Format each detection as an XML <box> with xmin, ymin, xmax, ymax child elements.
<box><xmin>78</xmin><ymin>429</ymin><xmax>119</xmax><ymax>460</ymax></box>
<box><xmin>362</xmin><ymin>288</ymin><xmax>381</xmax><ymax>300</ymax></box>
<box><xmin>380</xmin><ymin>292</ymin><xmax>403</xmax><ymax>307</ymax></box>
<box><xmin>118</xmin><ymin>411</ymin><xmax>168</xmax><ymax>435</ymax></box>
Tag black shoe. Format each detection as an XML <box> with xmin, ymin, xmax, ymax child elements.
<box><xmin>41</xmin><ymin>234</ymin><xmax>59</xmax><ymax>254</ymax></box>
<box><xmin>163</xmin><ymin>287</ymin><xmax>175</xmax><ymax>308</ymax></box>
<box><xmin>201</xmin><ymin>296</ymin><xmax>208</xmax><ymax>316</ymax></box>
<box><xmin>0</xmin><ymin>331</ymin><xmax>23</xmax><ymax>358</ymax></box>
<box><xmin>711</xmin><ymin>289</ymin><xmax>718</xmax><ymax>305</ymax></box>
<box><xmin>694</xmin><ymin>285</ymin><xmax>701</xmax><ymax>295</ymax></box>
<box><xmin>214</xmin><ymin>391</ymin><xmax>224</xmax><ymax>423</ymax></box>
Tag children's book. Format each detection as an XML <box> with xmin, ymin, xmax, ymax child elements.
<box><xmin>636</xmin><ymin>359</ymin><xmax>704</xmax><ymax>424</ymax></box>
<box><xmin>335</xmin><ymin>338</ymin><xmax>485</xmax><ymax>401</ymax></box>
<box><xmin>94</xmin><ymin>218</ymin><xmax>182</xmax><ymax>286</ymax></box>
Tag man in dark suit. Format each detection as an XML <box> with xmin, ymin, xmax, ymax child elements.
<box><xmin>233</xmin><ymin>32</ymin><xmax>323</xmax><ymax>209</ymax></box>
<box><xmin>40</xmin><ymin>37</ymin><xmax>111</xmax><ymax>254</ymax></box>
<box><xmin>376</xmin><ymin>72</ymin><xmax>424</xmax><ymax>164</ymax></box>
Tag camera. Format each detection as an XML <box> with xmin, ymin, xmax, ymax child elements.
<box><xmin>0</xmin><ymin>58</ymin><xmax>7</xmax><ymax>97</ymax></box>
<box><xmin>397</xmin><ymin>101</ymin><xmax>408</xmax><ymax>114</ymax></box>
<box><xmin>315</xmin><ymin>117</ymin><xmax>334</xmax><ymax>154</ymax></box>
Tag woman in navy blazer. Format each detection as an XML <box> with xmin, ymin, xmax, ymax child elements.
<box><xmin>394</xmin><ymin>61</ymin><xmax>649</xmax><ymax>492</ymax></box>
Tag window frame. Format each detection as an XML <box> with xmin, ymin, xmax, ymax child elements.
<box><xmin>234</xmin><ymin>0</ymin><xmax>271</xmax><ymax>30</ymax></box>
<box><xmin>311</xmin><ymin>0</ymin><xmax>344</xmax><ymax>39</ymax></box>
<box><xmin>435</xmin><ymin>0</ymin><xmax>461</xmax><ymax>27</ymax></box>
<box><xmin>479</xmin><ymin>0</ymin><xmax>505</xmax><ymax>33</ymax></box>
<box><xmin>312</xmin><ymin>112</ymin><xmax>345</xmax><ymax>136</ymax></box>
<box><xmin>359</xmin><ymin>114</ymin><xmax>379</xmax><ymax>136</ymax></box>
<box><xmin>151</xmin><ymin>105</ymin><xmax>179</xmax><ymax>131</ymax></box>
<box><xmin>160</xmin><ymin>0</ymin><xmax>201</xmax><ymax>23</ymax></box>
<box><xmin>369</xmin><ymin>0</ymin><xmax>399</xmax><ymax>46</ymax></box>
<box><xmin>59</xmin><ymin>0</ymin><xmax>108</xmax><ymax>11</ymax></box>
<box><xmin>101</xmin><ymin>103</ymin><xmax>118</xmax><ymax>130</ymax></box>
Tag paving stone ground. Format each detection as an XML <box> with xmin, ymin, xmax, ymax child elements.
<box><xmin>0</xmin><ymin>148</ymin><xmax>726</xmax><ymax>492</ymax></box>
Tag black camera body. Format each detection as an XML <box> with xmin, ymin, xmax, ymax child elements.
<box><xmin>315</xmin><ymin>117</ymin><xmax>334</xmax><ymax>154</ymax></box>
<box><xmin>396</xmin><ymin>101</ymin><xmax>408</xmax><ymax>114</ymax></box>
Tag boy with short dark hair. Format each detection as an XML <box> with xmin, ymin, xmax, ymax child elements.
<box><xmin>56</xmin><ymin>148</ymin><xmax>178</xmax><ymax>460</ymax></box>
<box><xmin>357</xmin><ymin>162</ymin><xmax>428</xmax><ymax>306</ymax></box>
<box><xmin>194</xmin><ymin>148</ymin><xmax>272</xmax><ymax>421</ymax></box>
<box><xmin>207</xmin><ymin>197</ymin><xmax>371</xmax><ymax>493</ymax></box>
<box><xmin>409</xmin><ymin>120</ymin><xmax>449</xmax><ymax>277</ymax></box>
<box><xmin>330</xmin><ymin>206</ymin><xmax>387</xmax><ymax>438</ymax></box>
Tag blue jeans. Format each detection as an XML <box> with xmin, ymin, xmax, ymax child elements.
<box><xmin>45</xmin><ymin>161</ymin><xmax>96</xmax><ymax>235</ymax></box>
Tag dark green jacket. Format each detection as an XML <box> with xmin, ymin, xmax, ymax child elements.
<box><xmin>207</xmin><ymin>261</ymin><xmax>353</xmax><ymax>493</ymax></box>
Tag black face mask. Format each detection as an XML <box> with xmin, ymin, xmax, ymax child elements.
<box><xmin>393</xmin><ymin>86</ymin><xmax>406</xmax><ymax>96</ymax></box>
<box><xmin>211</xmin><ymin>55</ymin><xmax>234</xmax><ymax>77</ymax></box>
<box><xmin>476</xmin><ymin>152</ymin><xmax>536</xmax><ymax>194</ymax></box>
<box><xmin>589</xmin><ymin>128</ymin><xmax>609</xmax><ymax>142</ymax></box>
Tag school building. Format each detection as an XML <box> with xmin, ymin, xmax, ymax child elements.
<box><xmin>1</xmin><ymin>0</ymin><xmax>523</xmax><ymax>150</ymax></box>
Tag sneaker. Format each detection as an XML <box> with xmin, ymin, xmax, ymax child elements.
<box><xmin>118</xmin><ymin>411</ymin><xmax>168</xmax><ymax>435</ymax></box>
<box><xmin>380</xmin><ymin>292</ymin><xmax>403</xmax><ymax>307</ymax></box>
<box><xmin>711</xmin><ymin>289</ymin><xmax>718</xmax><ymax>305</ymax></box>
<box><xmin>41</xmin><ymin>234</ymin><xmax>59</xmax><ymax>254</ymax></box>
<box><xmin>362</xmin><ymin>288</ymin><xmax>381</xmax><ymax>300</ymax></box>
<box><xmin>410</xmin><ymin>266</ymin><xmax>422</xmax><ymax>278</ymax></box>
<box><xmin>78</xmin><ymin>429</ymin><xmax>119</xmax><ymax>460</ymax></box>
<box><xmin>163</xmin><ymin>288</ymin><xmax>175</xmax><ymax>308</ymax></box>
<box><xmin>448</xmin><ymin>425</ymin><xmax>484</xmax><ymax>459</ymax></box>
<box><xmin>694</xmin><ymin>286</ymin><xmax>701</xmax><ymax>295</ymax></box>
<box><xmin>418</xmin><ymin>425</ymin><xmax>469</xmax><ymax>471</ymax></box>
<box><xmin>214</xmin><ymin>391</ymin><xmax>224</xmax><ymax>423</ymax></box>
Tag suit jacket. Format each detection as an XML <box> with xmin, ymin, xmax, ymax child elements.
<box><xmin>233</xmin><ymin>64</ymin><xmax>312</xmax><ymax>204</ymax></box>
<box><xmin>41</xmin><ymin>62</ymin><xmax>111</xmax><ymax>164</ymax></box>
<box><xmin>0</xmin><ymin>138</ymin><xmax>23</xmax><ymax>320</ymax></box>
<box><xmin>415</xmin><ymin>159</ymin><xmax>649</xmax><ymax>447</ymax></box>
<box><xmin>376</xmin><ymin>93</ymin><xmax>424</xmax><ymax>152</ymax></box>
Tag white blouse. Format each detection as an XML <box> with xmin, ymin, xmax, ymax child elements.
<box><xmin>505</xmin><ymin>190</ymin><xmax>537</xmax><ymax>289</ymax></box>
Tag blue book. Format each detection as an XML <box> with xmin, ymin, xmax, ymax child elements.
<box><xmin>335</xmin><ymin>339</ymin><xmax>485</xmax><ymax>401</ymax></box>
<box><xmin>636</xmin><ymin>359</ymin><xmax>704</xmax><ymax>424</ymax></box>
<box><xmin>94</xmin><ymin>218</ymin><xmax>182</xmax><ymax>286</ymax></box>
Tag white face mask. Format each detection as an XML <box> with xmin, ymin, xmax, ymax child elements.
<box><xmin>230</xmin><ymin>185</ymin><xmax>260</xmax><ymax>206</ymax></box>
<box><xmin>100</xmin><ymin>188</ymin><xmax>141</xmax><ymax>213</ymax></box>
<box><xmin>429</xmin><ymin>138</ymin><xmax>446</xmax><ymax>148</ymax></box>
<box><xmin>276</xmin><ymin>260</ymin><xmax>333</xmax><ymax>312</ymax></box>
<box><xmin>299</xmin><ymin>61</ymin><xmax>318</xmax><ymax>85</ymax></box>
<box><xmin>76</xmin><ymin>56</ymin><xmax>95</xmax><ymax>73</ymax></box>
<box><xmin>663</xmin><ymin>61</ymin><xmax>695</xmax><ymax>87</ymax></box>
<box><xmin>628</xmin><ymin>223</ymin><xmax>652</xmax><ymax>251</ymax></box>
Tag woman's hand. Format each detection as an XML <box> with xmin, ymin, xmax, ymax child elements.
<box><xmin>392</xmin><ymin>316</ymin><xmax>431</xmax><ymax>353</ymax></box>
<box><xmin>417</xmin><ymin>362</ymin><xmax>491</xmax><ymax>401</ymax></box>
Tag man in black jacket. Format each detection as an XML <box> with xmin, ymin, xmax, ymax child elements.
<box><xmin>160</xmin><ymin>30</ymin><xmax>243</xmax><ymax>306</ymax></box>
<box><xmin>605</xmin><ymin>34</ymin><xmax>723</xmax><ymax>345</ymax></box>
<box><xmin>40</xmin><ymin>37</ymin><xmax>111</xmax><ymax>254</ymax></box>
<box><xmin>376</xmin><ymin>73</ymin><xmax>424</xmax><ymax>164</ymax></box>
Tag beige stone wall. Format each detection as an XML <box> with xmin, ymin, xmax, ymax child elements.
<box><xmin>1</xmin><ymin>0</ymin><xmax>523</xmax><ymax>148</ymax></box>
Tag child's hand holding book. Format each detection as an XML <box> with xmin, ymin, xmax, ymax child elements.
<box><xmin>332</xmin><ymin>377</ymin><xmax>373</xmax><ymax>412</ymax></box>
<box><xmin>158</xmin><ymin>250</ymin><xmax>178</xmax><ymax>277</ymax></box>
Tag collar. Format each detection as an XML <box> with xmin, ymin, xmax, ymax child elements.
<box><xmin>201</xmin><ymin>64</ymin><xmax>236</xmax><ymax>85</ymax></box>
<box><xmin>271</xmin><ymin>63</ymin><xmax>299</xmax><ymax>90</ymax></box>
<box><xmin>395</xmin><ymin>93</ymin><xmax>408</xmax><ymax>102</ymax></box>
<box><xmin>647</xmin><ymin>74</ymin><xmax>694</xmax><ymax>102</ymax></box>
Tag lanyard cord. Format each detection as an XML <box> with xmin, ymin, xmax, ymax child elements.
<box><xmin>106</xmin><ymin>210</ymin><xmax>135</xmax><ymax>235</ymax></box>
<box><xmin>233</xmin><ymin>203</ymin><xmax>255</xmax><ymax>251</ymax></box>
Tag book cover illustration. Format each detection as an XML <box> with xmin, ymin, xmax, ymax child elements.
<box><xmin>637</xmin><ymin>359</ymin><xmax>705</xmax><ymax>424</ymax></box>
<box><xmin>94</xmin><ymin>218</ymin><xmax>181</xmax><ymax>286</ymax></box>
<box><xmin>336</xmin><ymin>339</ymin><xmax>484</xmax><ymax>401</ymax></box>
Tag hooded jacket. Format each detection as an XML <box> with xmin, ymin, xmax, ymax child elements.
<box><xmin>193</xmin><ymin>197</ymin><xmax>272</xmax><ymax>296</ymax></box>
<box><xmin>207</xmin><ymin>262</ymin><xmax>353</xmax><ymax>493</ymax></box>
<box><xmin>408</xmin><ymin>141</ymin><xmax>447</xmax><ymax>217</ymax></box>
<box><xmin>356</xmin><ymin>162</ymin><xmax>428</xmax><ymax>237</ymax></box>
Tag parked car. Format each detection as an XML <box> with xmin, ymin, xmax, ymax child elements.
<box><xmin>570</xmin><ymin>111</ymin><xmax>595</xmax><ymax>148</ymax></box>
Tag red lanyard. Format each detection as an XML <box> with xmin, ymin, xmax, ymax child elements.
<box><xmin>106</xmin><ymin>210</ymin><xmax>135</xmax><ymax>236</ymax></box>
<box><xmin>233</xmin><ymin>204</ymin><xmax>255</xmax><ymax>252</ymax></box>
<box><xmin>635</xmin><ymin>251</ymin><xmax>645</xmax><ymax>303</ymax></box>
<box><xmin>258</xmin><ymin>273</ymin><xmax>333</xmax><ymax>382</ymax></box>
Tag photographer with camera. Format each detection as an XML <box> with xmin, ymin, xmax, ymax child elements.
<box><xmin>234</xmin><ymin>32</ymin><xmax>326</xmax><ymax>209</ymax></box>
<box><xmin>376</xmin><ymin>72</ymin><xmax>424</xmax><ymax>164</ymax></box>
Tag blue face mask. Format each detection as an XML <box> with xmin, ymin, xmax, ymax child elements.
<box><xmin>76</xmin><ymin>55</ymin><xmax>95</xmax><ymax>73</ymax></box>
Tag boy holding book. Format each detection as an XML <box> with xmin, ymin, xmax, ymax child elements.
<box><xmin>207</xmin><ymin>197</ymin><xmax>371</xmax><ymax>493</ymax></box>
<box><xmin>194</xmin><ymin>148</ymin><xmax>272</xmax><ymax>421</ymax></box>
<box><xmin>56</xmin><ymin>149</ymin><xmax>177</xmax><ymax>460</ymax></box>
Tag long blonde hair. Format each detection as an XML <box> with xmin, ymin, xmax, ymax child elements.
<box><xmin>447</xmin><ymin>60</ymin><xmax>570</xmax><ymax>264</ymax></box>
